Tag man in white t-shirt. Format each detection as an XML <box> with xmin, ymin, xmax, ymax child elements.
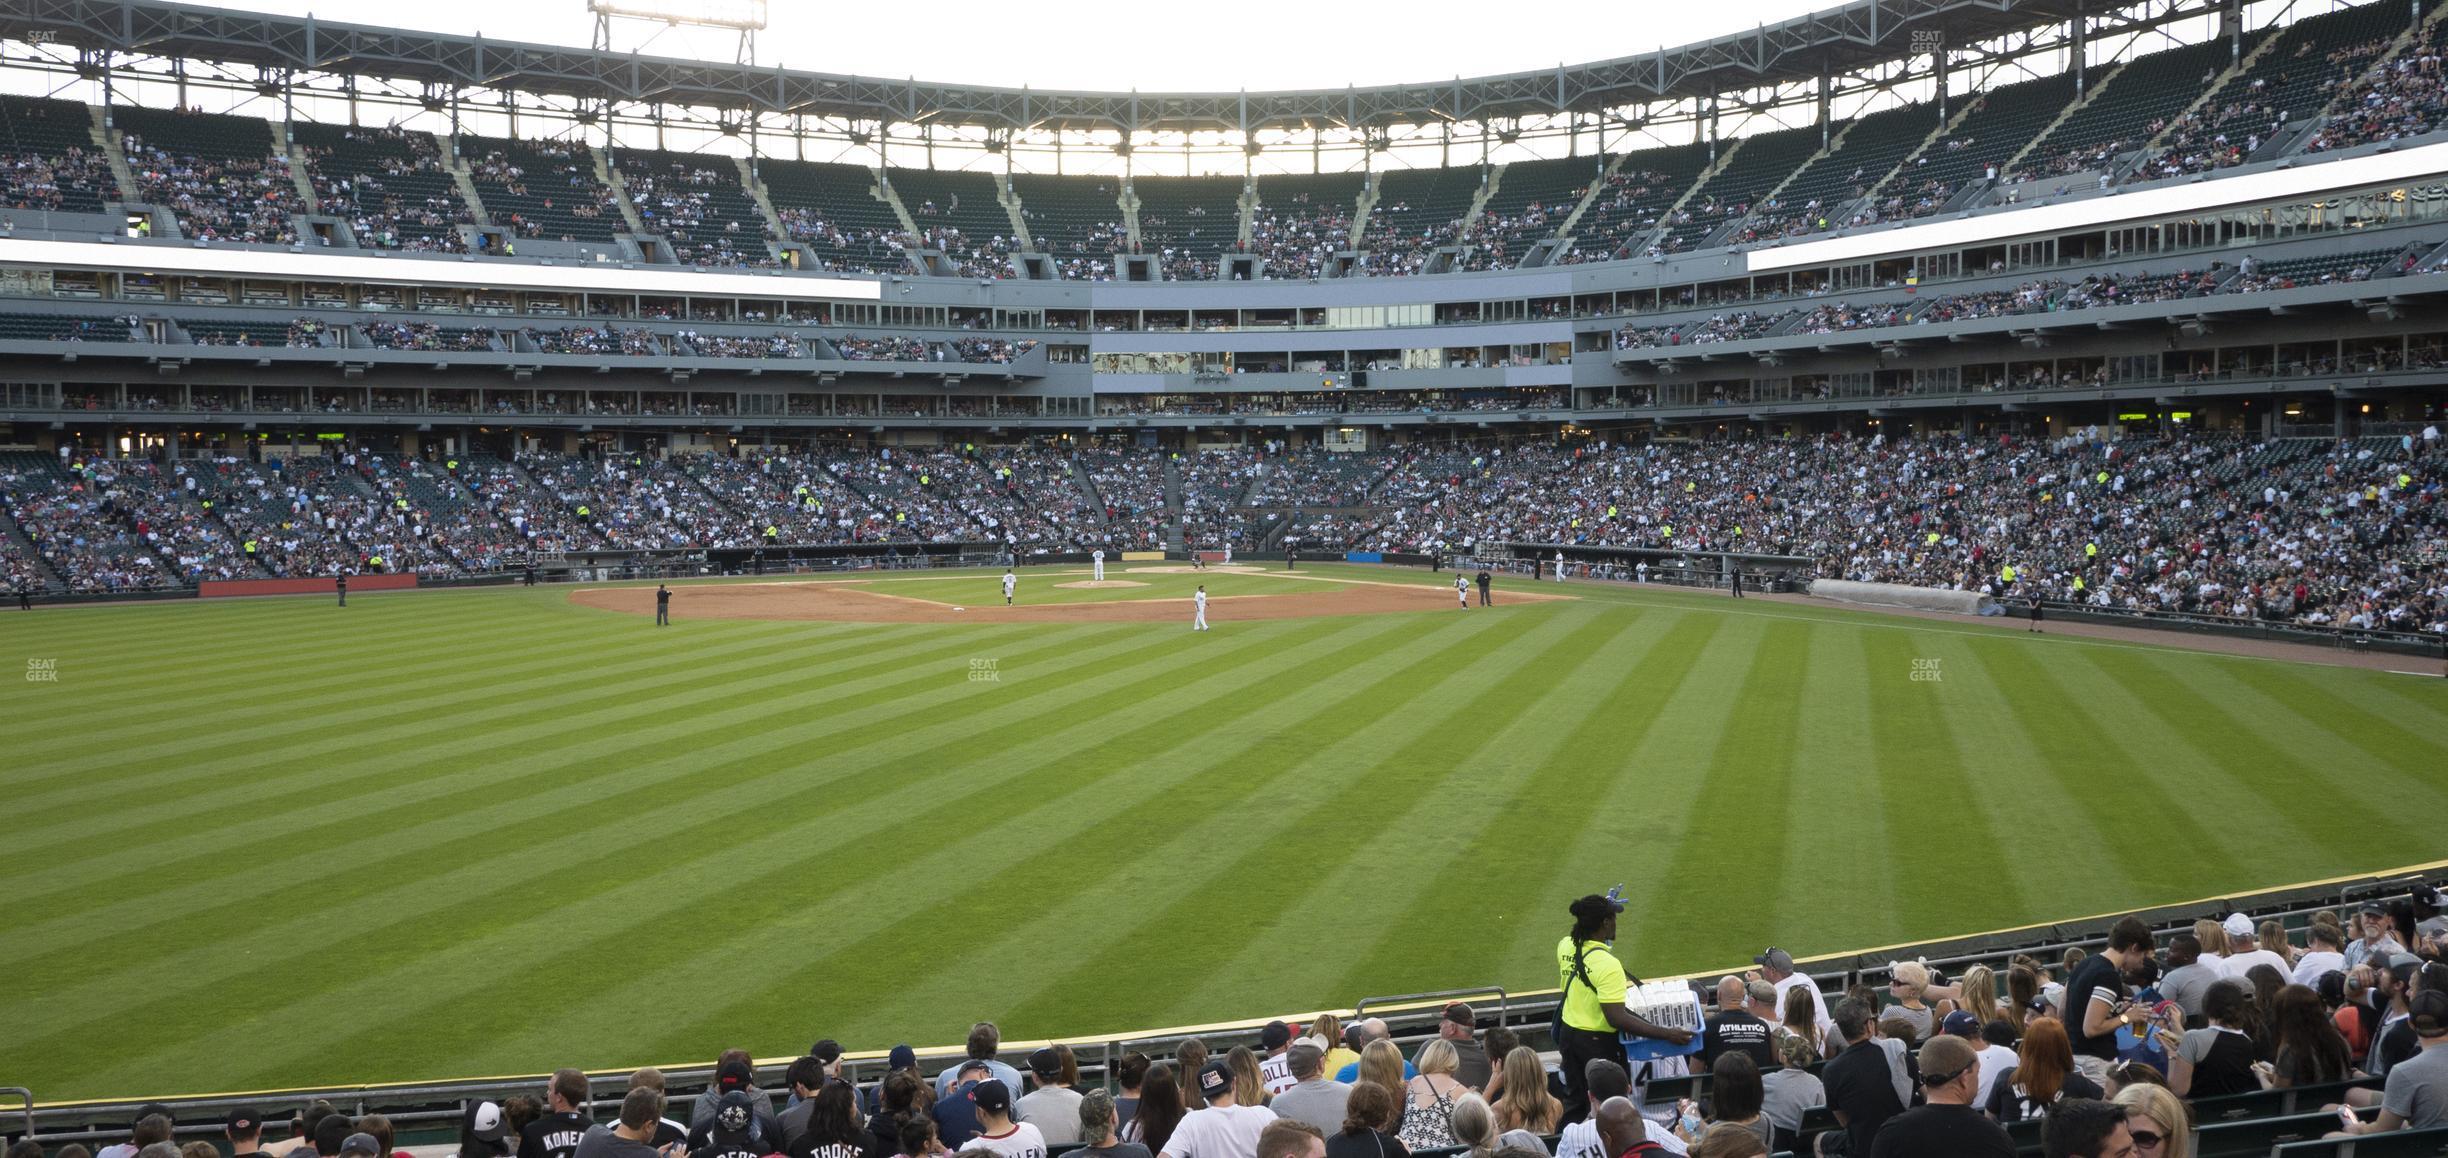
<box><xmin>961</xmin><ymin>1080</ymin><xmax>1046</xmax><ymax>1158</ymax></box>
<box><xmin>1160</xmin><ymin>1062</ymin><xmax>1277</xmax><ymax>1158</ymax></box>
<box><xmin>2221</xmin><ymin>913</ymin><xmax>2292</xmax><ymax>980</ymax></box>
<box><xmin>1752</xmin><ymin>947</ymin><xmax>1834</xmax><ymax>1047</ymax></box>
<box><xmin>1953</xmin><ymin>1014</ymin><xmax>2021</xmax><ymax>1113</ymax></box>
<box><xmin>2292</xmin><ymin>924</ymin><xmax>2349</xmax><ymax>988</ymax></box>
<box><xmin>1555</xmin><ymin>1060</ymin><xmax>1687</xmax><ymax>1158</ymax></box>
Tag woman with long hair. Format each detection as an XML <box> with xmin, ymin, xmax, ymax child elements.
<box><xmin>2260</xmin><ymin>921</ymin><xmax>2297</xmax><ymax>968</ymax></box>
<box><xmin>1447</xmin><ymin>1094</ymin><xmax>1500</xmax><ymax>1158</ymax></box>
<box><xmin>2006</xmin><ymin>963</ymin><xmax>2043</xmax><ymax>1034</ymax></box>
<box><xmin>2112</xmin><ymin>1081</ymin><xmax>2194</xmax><ymax>1158</ymax></box>
<box><xmin>1225</xmin><ymin>1045</ymin><xmax>1269</xmax><ymax>1108</ymax></box>
<box><xmin>1780</xmin><ymin>985</ymin><xmax>1825</xmax><ymax>1058</ymax></box>
<box><xmin>1121</xmin><ymin>1064</ymin><xmax>1187</xmax><ymax>1156</ymax></box>
<box><xmin>1986</xmin><ymin>1017</ymin><xmax>2104</xmax><ymax>1122</ymax></box>
<box><xmin>872</xmin><ymin>1070</ymin><xmax>930</xmax><ymax>1149</ymax></box>
<box><xmin>1175</xmin><ymin>1040</ymin><xmax>1211</xmax><ymax>1111</ymax></box>
<box><xmin>1311</xmin><ymin>1014</ymin><xmax>1359</xmax><ymax>1079</ymax></box>
<box><xmin>1955</xmin><ymin>964</ymin><xmax>2002</xmax><ymax>1028</ymax></box>
<box><xmin>1325</xmin><ymin>1080</ymin><xmax>1408</xmax><ymax>1158</ymax></box>
<box><xmin>1489</xmin><ymin>1047</ymin><xmax>1559</xmax><ymax>1135</ymax></box>
<box><xmin>1554</xmin><ymin>892</ymin><xmax>1689</xmax><ymax>1119</ymax></box>
<box><xmin>2194</xmin><ymin>918</ymin><xmax>2231</xmax><ymax>963</ymax></box>
<box><xmin>1357</xmin><ymin>1040</ymin><xmax>1407</xmax><ymax>1107</ymax></box>
<box><xmin>796</xmin><ymin>1081</ymin><xmax>869</xmax><ymax>1158</ymax></box>
<box><xmin>2268</xmin><ymin>983</ymin><xmax>2354</xmax><ymax>1088</ymax></box>
<box><xmin>891</xmin><ymin>1116</ymin><xmax>948</xmax><ymax>1158</ymax></box>
<box><xmin>2243</xmin><ymin>964</ymin><xmax>2287</xmax><ymax>1060</ymax></box>
<box><xmin>2170</xmin><ymin>980</ymin><xmax>2261</xmax><ymax>1099</ymax></box>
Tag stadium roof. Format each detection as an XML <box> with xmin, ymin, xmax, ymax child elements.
<box><xmin>1</xmin><ymin>0</ymin><xmax>2104</xmax><ymax>132</ymax></box>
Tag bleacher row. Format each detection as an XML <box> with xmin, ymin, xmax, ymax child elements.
<box><xmin>4</xmin><ymin>0</ymin><xmax>2444</xmax><ymax>280</ymax></box>
<box><xmin>4</xmin><ymin>430</ymin><xmax>2444</xmax><ymax>642</ymax></box>
<box><xmin>9</xmin><ymin>872</ymin><xmax>2444</xmax><ymax>1158</ymax></box>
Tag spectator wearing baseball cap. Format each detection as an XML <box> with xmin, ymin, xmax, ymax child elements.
<box><xmin>1866</xmin><ymin>1034</ymin><xmax>2015</xmax><ymax>1158</ymax></box>
<box><xmin>1266</xmin><ymin>1046</ymin><xmax>1349</xmax><ymax>1137</ymax></box>
<box><xmin>225</xmin><ymin>1110</ymin><xmax>266</xmax><ymax>1158</ymax></box>
<box><xmin>1017</xmin><ymin>1046</ymin><xmax>1085</xmax><ymax>1146</ymax></box>
<box><xmin>457</xmin><ymin>1102</ymin><xmax>511</xmax><ymax>1158</ymax></box>
<box><xmin>1433</xmin><ymin>1007</ymin><xmax>1490</xmax><ymax>1092</ymax></box>
<box><xmin>2330</xmin><ymin>989</ymin><xmax>2448</xmax><ymax>1137</ymax></box>
<box><xmin>2347</xmin><ymin>905</ymin><xmax>2407</xmax><ymax>974</ymax></box>
<box><xmin>1075</xmin><ymin>1089</ymin><xmax>1153</xmax><ymax>1158</ymax></box>
<box><xmin>2220</xmin><ymin>913</ymin><xmax>2290</xmax><ymax>981</ymax></box>
<box><xmin>1159</xmin><ymin>1062</ymin><xmax>1277</xmax><ymax>1158</ymax></box>
<box><xmin>338</xmin><ymin>1136</ymin><xmax>383</xmax><ymax>1158</ymax></box>
<box><xmin>688</xmin><ymin>1054</ymin><xmax>777</xmax><ymax>1144</ymax></box>
<box><xmin>932</xmin><ymin>1061</ymin><xmax>994</xmax><ymax>1151</ymax></box>
<box><xmin>689</xmin><ymin>1092</ymin><xmax>768</xmax><ymax>1158</ymax></box>
<box><xmin>963</xmin><ymin>1074</ymin><xmax>1047</xmax><ymax>1158</ymax></box>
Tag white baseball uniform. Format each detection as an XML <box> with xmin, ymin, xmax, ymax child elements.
<box><xmin>1193</xmin><ymin>589</ymin><xmax>1209</xmax><ymax>630</ymax></box>
<box><xmin>1002</xmin><ymin>572</ymin><xmax>1016</xmax><ymax>604</ymax></box>
<box><xmin>1223</xmin><ymin>543</ymin><xmax>1232</xmax><ymax>565</ymax></box>
<box><xmin>1555</xmin><ymin>551</ymin><xmax>1567</xmax><ymax>582</ymax></box>
<box><xmin>1092</xmin><ymin>549</ymin><xmax>1105</xmax><ymax>582</ymax></box>
<box><xmin>1456</xmin><ymin>574</ymin><xmax>1469</xmax><ymax>607</ymax></box>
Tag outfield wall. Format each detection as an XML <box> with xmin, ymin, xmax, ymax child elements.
<box><xmin>197</xmin><ymin>574</ymin><xmax>419</xmax><ymax>598</ymax></box>
<box><xmin>1807</xmin><ymin>578</ymin><xmax>1992</xmax><ymax>615</ymax></box>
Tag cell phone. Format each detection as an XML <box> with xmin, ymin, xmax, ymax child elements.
<box><xmin>2339</xmin><ymin>1105</ymin><xmax>2358</xmax><ymax>1130</ymax></box>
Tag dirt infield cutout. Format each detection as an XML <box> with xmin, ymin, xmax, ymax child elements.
<box><xmin>572</xmin><ymin>578</ymin><xmax>1569</xmax><ymax>624</ymax></box>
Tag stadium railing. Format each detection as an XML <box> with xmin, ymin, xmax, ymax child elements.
<box><xmin>15</xmin><ymin>856</ymin><xmax>2441</xmax><ymax>1150</ymax></box>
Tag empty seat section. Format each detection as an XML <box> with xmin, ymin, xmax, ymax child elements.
<box><xmin>1561</xmin><ymin>141</ymin><xmax>1710</xmax><ymax>263</ymax></box>
<box><xmin>1132</xmin><ymin>174</ymin><xmax>1244</xmax><ymax>280</ymax></box>
<box><xmin>1655</xmin><ymin>125</ymin><xmax>1822</xmax><ymax>252</ymax></box>
<box><xmin>1460</xmin><ymin>155</ymin><xmax>1600</xmax><ymax>270</ymax></box>
<box><xmin>761</xmin><ymin>158</ymin><xmax>910</xmax><ymax>274</ymax></box>
<box><xmin>1747</xmin><ymin>102</ymin><xmax>1939</xmax><ymax>238</ymax></box>
<box><xmin>886</xmin><ymin>167</ymin><xmax>1019</xmax><ymax>278</ymax></box>
<box><xmin>1360</xmin><ymin>165</ymin><xmax>1483</xmax><ymax>274</ymax></box>
<box><xmin>1008</xmin><ymin>172</ymin><xmax>1128</xmax><ymax>279</ymax></box>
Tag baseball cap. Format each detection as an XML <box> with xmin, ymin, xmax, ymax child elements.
<box><xmin>808</xmin><ymin>1039</ymin><xmax>843</xmax><ymax>1065</ymax></box>
<box><xmin>2222</xmin><ymin>913</ymin><xmax>2254</xmax><ymax>939</ymax></box>
<box><xmin>225</xmin><ymin>1109</ymin><xmax>263</xmax><ymax>1135</ymax></box>
<box><xmin>888</xmin><ymin>1045</ymin><xmax>918</xmax><ymax>1071</ymax></box>
<box><xmin>1028</xmin><ymin>1047</ymin><xmax>1063</xmax><ymax>1077</ymax></box>
<box><xmin>1196</xmin><ymin>1061</ymin><xmax>1234</xmax><ymax>1100</ymax></box>
<box><xmin>1941</xmin><ymin>1011</ymin><xmax>1980</xmax><ymax>1038</ymax></box>
<box><xmin>463</xmin><ymin>1102</ymin><xmax>507</xmax><ymax>1144</ymax></box>
<box><xmin>1745</xmin><ymin>980</ymin><xmax>1778</xmax><ymax>1007</ymax></box>
<box><xmin>2411</xmin><ymin>990</ymin><xmax>2448</xmax><ymax>1037</ymax></box>
<box><xmin>1754</xmin><ymin>948</ymin><xmax>1795</xmax><ymax>972</ymax></box>
<box><xmin>970</xmin><ymin>1078</ymin><xmax>1012</xmax><ymax>1116</ymax></box>
<box><xmin>716</xmin><ymin>1058</ymin><xmax>753</xmax><ymax>1092</ymax></box>
<box><xmin>2360</xmin><ymin>902</ymin><xmax>2388</xmax><ymax>919</ymax></box>
<box><xmin>339</xmin><ymin>1134</ymin><xmax>382</xmax><ymax>1158</ymax></box>
<box><xmin>2414</xmin><ymin>884</ymin><xmax>2443</xmax><ymax>910</ymax></box>
<box><xmin>714</xmin><ymin>1091</ymin><xmax>753</xmax><ymax>1133</ymax></box>
<box><xmin>1261</xmin><ymin>1020</ymin><xmax>1293</xmax><ymax>1050</ymax></box>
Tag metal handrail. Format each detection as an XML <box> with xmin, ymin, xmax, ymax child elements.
<box><xmin>2</xmin><ymin>1089</ymin><xmax>32</xmax><ymax>1141</ymax></box>
<box><xmin>1355</xmin><ymin>986</ymin><xmax>1509</xmax><ymax>1027</ymax></box>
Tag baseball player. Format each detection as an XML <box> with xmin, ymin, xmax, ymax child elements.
<box><xmin>1223</xmin><ymin>542</ymin><xmax>1233</xmax><ymax>565</ymax></box>
<box><xmin>1555</xmin><ymin>550</ymin><xmax>1567</xmax><ymax>582</ymax></box>
<box><xmin>1002</xmin><ymin>569</ymin><xmax>1016</xmax><ymax>605</ymax></box>
<box><xmin>1455</xmin><ymin>573</ymin><xmax>1469</xmax><ymax>608</ymax></box>
<box><xmin>1192</xmin><ymin>585</ymin><xmax>1209</xmax><ymax>631</ymax></box>
<box><xmin>1092</xmin><ymin>548</ymin><xmax>1106</xmax><ymax>582</ymax></box>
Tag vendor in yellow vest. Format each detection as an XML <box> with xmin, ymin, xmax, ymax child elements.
<box><xmin>1556</xmin><ymin>890</ymin><xmax>1692</xmax><ymax>1123</ymax></box>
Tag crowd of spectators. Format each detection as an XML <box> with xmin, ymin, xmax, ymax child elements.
<box><xmin>625</xmin><ymin>161</ymin><xmax>780</xmax><ymax>269</ymax></box>
<box><xmin>122</xmin><ymin>117</ymin><xmax>303</xmax><ymax>245</ymax></box>
<box><xmin>359</xmin><ymin>322</ymin><xmax>499</xmax><ymax>352</ymax></box>
<box><xmin>1249</xmin><ymin>194</ymin><xmax>1354</xmax><ymax>279</ymax></box>
<box><xmin>527</xmin><ymin>326</ymin><xmax>663</xmax><ymax>357</ymax></box>
<box><xmin>2306</xmin><ymin>22</ymin><xmax>2448</xmax><ymax>156</ymax></box>
<box><xmin>467</xmin><ymin>142</ymin><xmax>624</xmax><ymax>242</ymax></box>
<box><xmin>0</xmin><ymin>142</ymin><xmax>112</xmax><ymax>214</ymax></box>
<box><xmin>300</xmin><ymin>126</ymin><xmax>471</xmax><ymax>252</ymax></box>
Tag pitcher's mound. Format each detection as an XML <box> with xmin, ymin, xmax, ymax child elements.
<box><xmin>1055</xmin><ymin>580</ymin><xmax>1148</xmax><ymax>589</ymax></box>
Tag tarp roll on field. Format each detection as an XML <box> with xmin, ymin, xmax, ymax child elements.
<box><xmin>1807</xmin><ymin>579</ymin><xmax>1993</xmax><ymax>615</ymax></box>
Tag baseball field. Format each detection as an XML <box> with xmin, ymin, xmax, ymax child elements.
<box><xmin>5</xmin><ymin>561</ymin><xmax>2446</xmax><ymax>1103</ymax></box>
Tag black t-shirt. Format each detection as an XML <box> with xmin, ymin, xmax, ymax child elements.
<box><xmin>1323</xmin><ymin>1132</ymin><xmax>1407</xmax><ymax>1158</ymax></box>
<box><xmin>1821</xmin><ymin>1040</ymin><xmax>1907</xmax><ymax>1155</ymax></box>
<box><xmin>2375</xmin><ymin>1017</ymin><xmax>2420</xmax><ymax>1075</ymax></box>
<box><xmin>1865</xmin><ymin>1104</ymin><xmax>2015</xmax><ymax>1158</ymax></box>
<box><xmin>520</xmin><ymin>1113</ymin><xmax>594</xmax><ymax>1158</ymax></box>
<box><xmin>1700</xmin><ymin>1010</ymin><xmax>1776</xmax><ymax>1072</ymax></box>
<box><xmin>2064</xmin><ymin>954</ymin><xmax>2130</xmax><ymax>1060</ymax></box>
<box><xmin>1985</xmin><ymin>1069</ymin><xmax>2106</xmax><ymax>1124</ymax></box>
<box><xmin>689</xmin><ymin>1132</ymin><xmax>762</xmax><ymax>1158</ymax></box>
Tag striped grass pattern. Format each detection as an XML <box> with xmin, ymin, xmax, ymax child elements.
<box><xmin>2</xmin><ymin>564</ymin><xmax>2444</xmax><ymax>1101</ymax></box>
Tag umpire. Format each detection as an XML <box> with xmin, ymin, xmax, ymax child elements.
<box><xmin>656</xmin><ymin>583</ymin><xmax>672</xmax><ymax>627</ymax></box>
<box><xmin>1556</xmin><ymin>893</ymin><xmax>1693</xmax><ymax>1123</ymax></box>
<box><xmin>1476</xmin><ymin>567</ymin><xmax>1492</xmax><ymax>606</ymax></box>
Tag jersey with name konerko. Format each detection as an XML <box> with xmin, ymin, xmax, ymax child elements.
<box><xmin>520</xmin><ymin>1112</ymin><xmax>594</xmax><ymax>1158</ymax></box>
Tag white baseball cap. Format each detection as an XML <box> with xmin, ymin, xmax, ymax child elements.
<box><xmin>2222</xmin><ymin>913</ymin><xmax>2255</xmax><ymax>940</ymax></box>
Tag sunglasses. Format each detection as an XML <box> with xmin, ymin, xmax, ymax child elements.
<box><xmin>1917</xmin><ymin>1067</ymin><xmax>1968</xmax><ymax>1087</ymax></box>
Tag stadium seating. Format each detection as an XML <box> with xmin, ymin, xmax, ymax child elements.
<box><xmin>1559</xmin><ymin>141</ymin><xmax>1711</xmax><ymax>264</ymax></box>
<box><xmin>457</xmin><ymin>134</ymin><xmax>625</xmax><ymax>243</ymax></box>
<box><xmin>1131</xmin><ymin>174</ymin><xmax>1244</xmax><ymax>280</ymax></box>
<box><xmin>1360</xmin><ymin>164</ymin><xmax>1486</xmax><ymax>275</ymax></box>
<box><xmin>2143</xmin><ymin>0</ymin><xmax>2415</xmax><ymax>179</ymax></box>
<box><xmin>762</xmin><ymin>159</ymin><xmax>912</xmax><ymax>275</ymax></box>
<box><xmin>2015</xmin><ymin>39</ymin><xmax>2235</xmax><ymax>181</ymax></box>
<box><xmin>114</xmin><ymin>105</ymin><xmax>304</xmax><ymax>243</ymax></box>
<box><xmin>2306</xmin><ymin>15</ymin><xmax>2448</xmax><ymax>156</ymax></box>
<box><xmin>1745</xmin><ymin>102</ymin><xmax>1941</xmax><ymax>238</ymax></box>
<box><xmin>889</xmin><ymin>167</ymin><xmax>1022</xmax><ymax>278</ymax></box>
<box><xmin>1889</xmin><ymin>71</ymin><xmax>2081</xmax><ymax>219</ymax></box>
<box><xmin>0</xmin><ymin>94</ymin><xmax>114</xmax><ymax>213</ymax></box>
<box><xmin>611</xmin><ymin>146</ymin><xmax>778</xmax><ymax>268</ymax></box>
<box><xmin>291</xmin><ymin>123</ymin><xmax>471</xmax><ymax>251</ymax></box>
<box><xmin>1458</xmin><ymin>155</ymin><xmax>1601</xmax><ymax>271</ymax></box>
<box><xmin>1248</xmin><ymin>171</ymin><xmax>1365</xmax><ymax>278</ymax></box>
<box><xmin>1008</xmin><ymin>171</ymin><xmax>1130</xmax><ymax>279</ymax></box>
<box><xmin>1654</xmin><ymin>125</ymin><xmax>1822</xmax><ymax>253</ymax></box>
<box><xmin>0</xmin><ymin>312</ymin><xmax>134</xmax><ymax>342</ymax></box>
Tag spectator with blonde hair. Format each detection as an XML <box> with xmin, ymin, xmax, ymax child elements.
<box><xmin>2111</xmin><ymin>1082</ymin><xmax>2192</xmax><ymax>1158</ymax></box>
<box><xmin>1489</xmin><ymin>1048</ymin><xmax>1559</xmax><ymax>1136</ymax></box>
<box><xmin>1395</xmin><ymin>1041</ymin><xmax>1466</xmax><ymax>1152</ymax></box>
<box><xmin>1356</xmin><ymin>1042</ymin><xmax>1407</xmax><ymax>1113</ymax></box>
<box><xmin>1886</xmin><ymin>962</ymin><xmax>1936</xmax><ymax>1044</ymax></box>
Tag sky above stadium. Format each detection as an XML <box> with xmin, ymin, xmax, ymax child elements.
<box><xmin>173</xmin><ymin>0</ymin><xmax>1838</xmax><ymax>92</ymax></box>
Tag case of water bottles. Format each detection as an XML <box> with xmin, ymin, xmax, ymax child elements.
<box><xmin>1619</xmin><ymin>980</ymin><xmax>1705</xmax><ymax>1060</ymax></box>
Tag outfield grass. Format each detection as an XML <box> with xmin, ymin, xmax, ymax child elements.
<box><xmin>4</xmin><ymin>562</ymin><xmax>2446</xmax><ymax>1102</ymax></box>
<box><xmin>837</xmin><ymin>567</ymin><xmax>1325</xmax><ymax>606</ymax></box>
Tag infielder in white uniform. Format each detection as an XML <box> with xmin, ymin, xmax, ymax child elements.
<box><xmin>1192</xmin><ymin>585</ymin><xmax>1209</xmax><ymax>631</ymax></box>
<box><xmin>1092</xmin><ymin>548</ymin><xmax>1105</xmax><ymax>582</ymax></box>
<box><xmin>1002</xmin><ymin>569</ymin><xmax>1016</xmax><ymax>605</ymax></box>
<box><xmin>1456</xmin><ymin>573</ymin><xmax>1470</xmax><ymax>608</ymax></box>
<box><xmin>1222</xmin><ymin>542</ymin><xmax>1232</xmax><ymax>565</ymax></box>
<box><xmin>1555</xmin><ymin>550</ymin><xmax>1567</xmax><ymax>582</ymax></box>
